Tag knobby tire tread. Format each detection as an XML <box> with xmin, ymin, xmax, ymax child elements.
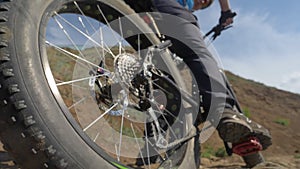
<box><xmin>0</xmin><ymin>0</ymin><xmax>199</xmax><ymax>168</ymax></box>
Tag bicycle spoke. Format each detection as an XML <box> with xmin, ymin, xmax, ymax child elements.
<box><xmin>118</xmin><ymin>17</ymin><xmax>124</xmax><ymax>54</ymax></box>
<box><xmin>78</xmin><ymin>16</ymin><xmax>90</xmax><ymax>35</ymax></box>
<box><xmin>97</xmin><ymin>5</ymin><xmax>125</xmax><ymax>53</ymax></box>
<box><xmin>46</xmin><ymin>41</ymin><xmax>111</xmax><ymax>73</ymax></box>
<box><xmin>56</xmin><ymin>74</ymin><xmax>104</xmax><ymax>86</ymax></box>
<box><xmin>53</xmin><ymin>16</ymin><xmax>87</xmax><ymax>58</ymax></box>
<box><xmin>117</xmin><ymin>108</ymin><xmax>125</xmax><ymax>161</ymax></box>
<box><xmin>77</xmin><ymin>15</ymin><xmax>106</xmax><ymax>60</ymax></box>
<box><xmin>55</xmin><ymin>79</ymin><xmax>89</xmax><ymax>90</ymax></box>
<box><xmin>115</xmin><ymin>144</ymin><xmax>119</xmax><ymax>161</ymax></box>
<box><xmin>144</xmin><ymin>123</ymin><xmax>151</xmax><ymax>169</ymax></box>
<box><xmin>99</xmin><ymin>27</ymin><xmax>105</xmax><ymax>61</ymax></box>
<box><xmin>83</xmin><ymin>102</ymin><xmax>118</xmax><ymax>132</ymax></box>
<box><xmin>131</xmin><ymin>123</ymin><xmax>147</xmax><ymax>169</ymax></box>
<box><xmin>93</xmin><ymin>132</ymin><xmax>100</xmax><ymax>142</ymax></box>
<box><xmin>49</xmin><ymin>44</ymin><xmax>91</xmax><ymax>71</ymax></box>
<box><xmin>44</xmin><ymin>2</ymin><xmax>193</xmax><ymax>167</ymax></box>
<box><xmin>150</xmin><ymin>99</ymin><xmax>183</xmax><ymax>124</ymax></box>
<box><xmin>54</xmin><ymin>12</ymin><xmax>116</xmax><ymax>58</ymax></box>
<box><xmin>138</xmin><ymin>34</ymin><xmax>141</xmax><ymax>58</ymax></box>
<box><xmin>52</xmin><ymin>15</ymin><xmax>104</xmax><ymax>79</ymax></box>
<box><xmin>152</xmin><ymin>81</ymin><xmax>173</xmax><ymax>96</ymax></box>
<box><xmin>68</xmin><ymin>97</ymin><xmax>87</xmax><ymax>109</ymax></box>
<box><xmin>145</xmin><ymin>138</ymin><xmax>163</xmax><ymax>160</ymax></box>
<box><xmin>74</xmin><ymin>1</ymin><xmax>113</xmax><ymax>62</ymax></box>
<box><xmin>151</xmin><ymin>101</ymin><xmax>179</xmax><ymax>140</ymax></box>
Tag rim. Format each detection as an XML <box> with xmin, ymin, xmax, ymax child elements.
<box><xmin>39</xmin><ymin>1</ymin><xmax>199</xmax><ymax>168</ymax></box>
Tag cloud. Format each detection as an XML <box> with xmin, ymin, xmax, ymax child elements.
<box><xmin>46</xmin><ymin>15</ymin><xmax>97</xmax><ymax>47</ymax></box>
<box><xmin>196</xmin><ymin>6</ymin><xmax>300</xmax><ymax>94</ymax></box>
<box><xmin>46</xmin><ymin>24</ymin><xmax>70</xmax><ymax>46</ymax></box>
<box><xmin>279</xmin><ymin>72</ymin><xmax>300</xmax><ymax>94</ymax></box>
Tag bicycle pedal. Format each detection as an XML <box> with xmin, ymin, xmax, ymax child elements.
<box><xmin>232</xmin><ymin>137</ymin><xmax>263</xmax><ymax>156</ymax></box>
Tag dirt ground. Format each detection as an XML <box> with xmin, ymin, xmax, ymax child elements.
<box><xmin>1</xmin><ymin>142</ymin><xmax>299</xmax><ymax>169</ymax></box>
<box><xmin>0</xmin><ymin>71</ymin><xmax>299</xmax><ymax>168</ymax></box>
<box><xmin>200</xmin><ymin>155</ymin><xmax>300</xmax><ymax>169</ymax></box>
<box><xmin>198</xmin><ymin>132</ymin><xmax>300</xmax><ymax>169</ymax></box>
<box><xmin>197</xmin><ymin>71</ymin><xmax>300</xmax><ymax>169</ymax></box>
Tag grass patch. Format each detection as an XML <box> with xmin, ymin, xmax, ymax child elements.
<box><xmin>201</xmin><ymin>146</ymin><xmax>214</xmax><ymax>158</ymax></box>
<box><xmin>201</xmin><ymin>146</ymin><xmax>228</xmax><ymax>158</ymax></box>
<box><xmin>215</xmin><ymin>147</ymin><xmax>227</xmax><ymax>157</ymax></box>
<box><xmin>274</xmin><ymin>118</ymin><xmax>290</xmax><ymax>126</ymax></box>
<box><xmin>294</xmin><ymin>154</ymin><xmax>300</xmax><ymax>159</ymax></box>
<box><xmin>243</xmin><ymin>107</ymin><xmax>251</xmax><ymax>118</ymax></box>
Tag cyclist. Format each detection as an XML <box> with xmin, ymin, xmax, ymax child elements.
<box><xmin>146</xmin><ymin>0</ymin><xmax>272</xmax><ymax>167</ymax></box>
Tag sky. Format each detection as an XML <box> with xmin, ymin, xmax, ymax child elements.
<box><xmin>194</xmin><ymin>0</ymin><xmax>300</xmax><ymax>94</ymax></box>
<box><xmin>46</xmin><ymin>0</ymin><xmax>300</xmax><ymax>94</ymax></box>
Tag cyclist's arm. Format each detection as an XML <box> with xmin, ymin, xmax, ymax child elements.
<box><xmin>218</xmin><ymin>0</ymin><xmax>233</xmax><ymax>26</ymax></box>
<box><xmin>218</xmin><ymin>0</ymin><xmax>231</xmax><ymax>12</ymax></box>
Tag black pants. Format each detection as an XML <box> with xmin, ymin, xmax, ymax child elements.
<box><xmin>152</xmin><ymin>0</ymin><xmax>236</xmax><ymax>121</ymax></box>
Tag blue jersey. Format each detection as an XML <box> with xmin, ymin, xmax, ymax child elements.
<box><xmin>176</xmin><ymin>0</ymin><xmax>194</xmax><ymax>10</ymax></box>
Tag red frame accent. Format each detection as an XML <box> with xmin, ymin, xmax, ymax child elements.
<box><xmin>142</xmin><ymin>15</ymin><xmax>152</xmax><ymax>25</ymax></box>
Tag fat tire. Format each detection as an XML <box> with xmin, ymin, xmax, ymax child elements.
<box><xmin>0</xmin><ymin>0</ymin><xmax>199</xmax><ymax>168</ymax></box>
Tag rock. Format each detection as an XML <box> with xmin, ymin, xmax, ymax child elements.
<box><xmin>201</xmin><ymin>158</ymin><xmax>211</xmax><ymax>166</ymax></box>
<box><xmin>252</xmin><ymin>161</ymin><xmax>288</xmax><ymax>169</ymax></box>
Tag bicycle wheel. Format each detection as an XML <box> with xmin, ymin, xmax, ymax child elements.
<box><xmin>0</xmin><ymin>0</ymin><xmax>199</xmax><ymax>168</ymax></box>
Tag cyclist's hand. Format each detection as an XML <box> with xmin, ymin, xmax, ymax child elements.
<box><xmin>219</xmin><ymin>10</ymin><xmax>236</xmax><ymax>27</ymax></box>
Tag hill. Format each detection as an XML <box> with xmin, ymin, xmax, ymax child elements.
<box><xmin>226</xmin><ymin>71</ymin><xmax>300</xmax><ymax>156</ymax></box>
<box><xmin>1</xmin><ymin>70</ymin><xmax>299</xmax><ymax>168</ymax></box>
<box><xmin>200</xmin><ymin>71</ymin><xmax>300</xmax><ymax>168</ymax></box>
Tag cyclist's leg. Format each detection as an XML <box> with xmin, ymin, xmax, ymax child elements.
<box><xmin>151</xmin><ymin>0</ymin><xmax>272</xmax><ymax>166</ymax></box>
<box><xmin>152</xmin><ymin>0</ymin><xmax>235</xmax><ymax>121</ymax></box>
